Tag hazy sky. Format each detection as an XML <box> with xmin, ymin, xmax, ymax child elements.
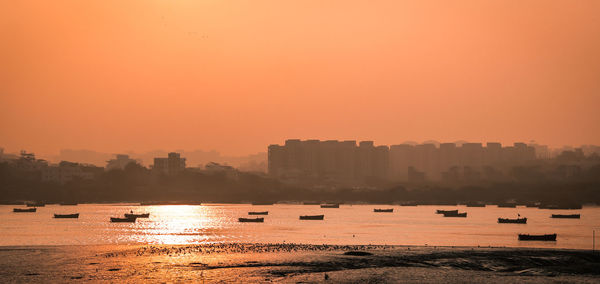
<box><xmin>1</xmin><ymin>1</ymin><xmax>599</xmax><ymax>156</ymax></box>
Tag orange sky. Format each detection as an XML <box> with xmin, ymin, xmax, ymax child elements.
<box><xmin>1</xmin><ymin>1</ymin><xmax>599</xmax><ymax>156</ymax></box>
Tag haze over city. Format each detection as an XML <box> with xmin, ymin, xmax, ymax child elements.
<box><xmin>2</xmin><ymin>1</ymin><xmax>600</xmax><ymax>283</ymax></box>
<box><xmin>2</xmin><ymin>1</ymin><xmax>600</xmax><ymax>157</ymax></box>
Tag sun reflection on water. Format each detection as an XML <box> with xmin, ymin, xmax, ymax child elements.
<box><xmin>135</xmin><ymin>205</ymin><xmax>215</xmax><ymax>245</ymax></box>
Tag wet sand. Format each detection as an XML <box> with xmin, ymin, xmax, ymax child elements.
<box><xmin>1</xmin><ymin>243</ymin><xmax>599</xmax><ymax>283</ymax></box>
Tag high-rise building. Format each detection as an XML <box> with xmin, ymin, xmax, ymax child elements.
<box><xmin>153</xmin><ymin>152</ymin><xmax>186</xmax><ymax>175</ymax></box>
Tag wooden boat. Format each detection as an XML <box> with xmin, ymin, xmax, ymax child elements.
<box><xmin>13</xmin><ymin>208</ymin><xmax>36</xmax><ymax>212</ymax></box>
<box><xmin>299</xmin><ymin>215</ymin><xmax>324</xmax><ymax>220</ymax></box>
<box><xmin>110</xmin><ymin>217</ymin><xmax>136</xmax><ymax>223</ymax></box>
<box><xmin>374</xmin><ymin>209</ymin><xmax>393</xmax><ymax>213</ymax></box>
<box><xmin>54</xmin><ymin>213</ymin><xmax>79</xmax><ymax>218</ymax></box>
<box><xmin>26</xmin><ymin>202</ymin><xmax>45</xmax><ymax>207</ymax></box>
<box><xmin>466</xmin><ymin>202</ymin><xmax>485</xmax><ymax>207</ymax></box>
<box><xmin>497</xmin><ymin>203</ymin><xmax>517</xmax><ymax>208</ymax></box>
<box><xmin>238</xmin><ymin>217</ymin><xmax>264</xmax><ymax>222</ymax></box>
<box><xmin>248</xmin><ymin>211</ymin><xmax>268</xmax><ymax>215</ymax></box>
<box><xmin>442</xmin><ymin>212</ymin><xmax>467</xmax><ymax>217</ymax></box>
<box><xmin>498</xmin><ymin>217</ymin><xmax>527</xmax><ymax>224</ymax></box>
<box><xmin>551</xmin><ymin>214</ymin><xmax>580</xmax><ymax>219</ymax></box>
<box><xmin>436</xmin><ymin>209</ymin><xmax>458</xmax><ymax>214</ymax></box>
<box><xmin>124</xmin><ymin>213</ymin><xmax>150</xmax><ymax>218</ymax></box>
<box><xmin>518</xmin><ymin>234</ymin><xmax>557</xmax><ymax>241</ymax></box>
<box><xmin>59</xmin><ymin>202</ymin><xmax>78</xmax><ymax>206</ymax></box>
<box><xmin>320</xmin><ymin>204</ymin><xmax>339</xmax><ymax>208</ymax></box>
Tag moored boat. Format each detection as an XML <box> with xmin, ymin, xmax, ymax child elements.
<box><xmin>374</xmin><ymin>208</ymin><xmax>393</xmax><ymax>213</ymax></box>
<box><xmin>248</xmin><ymin>211</ymin><xmax>268</xmax><ymax>215</ymax></box>
<box><xmin>442</xmin><ymin>212</ymin><xmax>467</xmax><ymax>217</ymax></box>
<box><xmin>436</xmin><ymin>209</ymin><xmax>458</xmax><ymax>214</ymax></box>
<box><xmin>551</xmin><ymin>214</ymin><xmax>580</xmax><ymax>219</ymax></box>
<box><xmin>124</xmin><ymin>213</ymin><xmax>150</xmax><ymax>218</ymax></box>
<box><xmin>54</xmin><ymin>213</ymin><xmax>79</xmax><ymax>218</ymax></box>
<box><xmin>518</xmin><ymin>234</ymin><xmax>557</xmax><ymax>241</ymax></box>
<box><xmin>238</xmin><ymin>217</ymin><xmax>264</xmax><ymax>222</ymax></box>
<box><xmin>320</xmin><ymin>204</ymin><xmax>339</xmax><ymax>208</ymax></box>
<box><xmin>498</xmin><ymin>217</ymin><xmax>527</xmax><ymax>224</ymax></box>
<box><xmin>299</xmin><ymin>215</ymin><xmax>324</xmax><ymax>220</ymax></box>
<box><xmin>110</xmin><ymin>217</ymin><xmax>137</xmax><ymax>223</ymax></box>
<box><xmin>13</xmin><ymin>208</ymin><xmax>36</xmax><ymax>213</ymax></box>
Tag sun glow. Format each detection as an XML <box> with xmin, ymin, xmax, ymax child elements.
<box><xmin>136</xmin><ymin>205</ymin><xmax>213</xmax><ymax>245</ymax></box>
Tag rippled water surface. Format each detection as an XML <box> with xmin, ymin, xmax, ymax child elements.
<box><xmin>1</xmin><ymin>204</ymin><xmax>597</xmax><ymax>249</ymax></box>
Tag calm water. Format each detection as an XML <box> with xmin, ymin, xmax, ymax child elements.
<box><xmin>1</xmin><ymin>204</ymin><xmax>597</xmax><ymax>249</ymax></box>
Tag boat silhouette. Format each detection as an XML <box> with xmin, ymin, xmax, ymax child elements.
<box><xmin>299</xmin><ymin>215</ymin><xmax>324</xmax><ymax>220</ymax></box>
<box><xmin>54</xmin><ymin>213</ymin><xmax>79</xmax><ymax>219</ymax></box>
<box><xmin>248</xmin><ymin>211</ymin><xmax>268</xmax><ymax>215</ymax></box>
<box><xmin>551</xmin><ymin>214</ymin><xmax>580</xmax><ymax>219</ymax></box>
<box><xmin>13</xmin><ymin>208</ymin><xmax>36</xmax><ymax>213</ymax></box>
<box><xmin>518</xmin><ymin>234</ymin><xmax>557</xmax><ymax>241</ymax></box>
<box><xmin>238</xmin><ymin>217</ymin><xmax>264</xmax><ymax>222</ymax></box>
<box><xmin>442</xmin><ymin>212</ymin><xmax>467</xmax><ymax>217</ymax></box>
<box><xmin>374</xmin><ymin>209</ymin><xmax>393</xmax><ymax>213</ymax></box>
<box><xmin>498</xmin><ymin>217</ymin><xmax>527</xmax><ymax>224</ymax></box>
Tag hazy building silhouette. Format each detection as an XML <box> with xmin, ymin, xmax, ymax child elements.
<box><xmin>105</xmin><ymin>154</ymin><xmax>137</xmax><ymax>171</ymax></box>
<box><xmin>268</xmin><ymin>139</ymin><xmax>538</xmax><ymax>184</ymax></box>
<box><xmin>153</xmin><ymin>152</ymin><xmax>186</xmax><ymax>175</ymax></box>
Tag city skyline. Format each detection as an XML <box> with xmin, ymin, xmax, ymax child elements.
<box><xmin>2</xmin><ymin>139</ymin><xmax>598</xmax><ymax>167</ymax></box>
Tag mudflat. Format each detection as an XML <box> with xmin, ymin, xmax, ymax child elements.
<box><xmin>1</xmin><ymin>243</ymin><xmax>599</xmax><ymax>283</ymax></box>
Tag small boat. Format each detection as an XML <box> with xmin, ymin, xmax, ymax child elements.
<box><xmin>518</xmin><ymin>234</ymin><xmax>557</xmax><ymax>241</ymax></box>
<box><xmin>26</xmin><ymin>202</ymin><xmax>45</xmax><ymax>207</ymax></box>
<box><xmin>124</xmin><ymin>213</ymin><xmax>150</xmax><ymax>218</ymax></box>
<box><xmin>13</xmin><ymin>208</ymin><xmax>36</xmax><ymax>213</ymax></box>
<box><xmin>466</xmin><ymin>202</ymin><xmax>485</xmax><ymax>207</ymax></box>
<box><xmin>248</xmin><ymin>211</ymin><xmax>268</xmax><ymax>215</ymax></box>
<box><xmin>59</xmin><ymin>202</ymin><xmax>78</xmax><ymax>206</ymax></box>
<box><xmin>299</xmin><ymin>215</ymin><xmax>324</xmax><ymax>220</ymax></box>
<box><xmin>436</xmin><ymin>209</ymin><xmax>458</xmax><ymax>214</ymax></box>
<box><xmin>497</xmin><ymin>203</ymin><xmax>517</xmax><ymax>208</ymax></box>
<box><xmin>110</xmin><ymin>217</ymin><xmax>136</xmax><ymax>223</ymax></box>
<box><xmin>54</xmin><ymin>213</ymin><xmax>79</xmax><ymax>218</ymax></box>
<box><xmin>251</xmin><ymin>202</ymin><xmax>274</xmax><ymax>205</ymax></box>
<box><xmin>551</xmin><ymin>214</ymin><xmax>580</xmax><ymax>219</ymax></box>
<box><xmin>374</xmin><ymin>208</ymin><xmax>393</xmax><ymax>213</ymax></box>
<box><xmin>303</xmin><ymin>202</ymin><xmax>321</xmax><ymax>205</ymax></box>
<box><xmin>442</xmin><ymin>212</ymin><xmax>467</xmax><ymax>217</ymax></box>
<box><xmin>320</xmin><ymin>204</ymin><xmax>339</xmax><ymax>208</ymax></box>
<box><xmin>238</xmin><ymin>217</ymin><xmax>264</xmax><ymax>222</ymax></box>
<box><xmin>498</xmin><ymin>217</ymin><xmax>527</xmax><ymax>224</ymax></box>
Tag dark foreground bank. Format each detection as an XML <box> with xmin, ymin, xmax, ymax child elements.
<box><xmin>0</xmin><ymin>243</ymin><xmax>599</xmax><ymax>283</ymax></box>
